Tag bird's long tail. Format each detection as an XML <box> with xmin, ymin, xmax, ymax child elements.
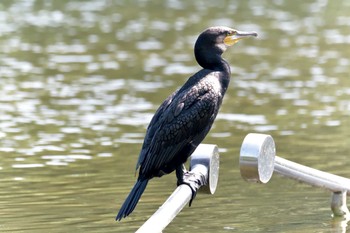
<box><xmin>116</xmin><ymin>179</ymin><xmax>149</xmax><ymax>221</ymax></box>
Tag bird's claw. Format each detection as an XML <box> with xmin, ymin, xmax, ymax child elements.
<box><xmin>177</xmin><ymin>171</ymin><xmax>206</xmax><ymax>206</ymax></box>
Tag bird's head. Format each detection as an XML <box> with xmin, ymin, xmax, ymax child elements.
<box><xmin>196</xmin><ymin>26</ymin><xmax>258</xmax><ymax>53</ymax></box>
<box><xmin>194</xmin><ymin>26</ymin><xmax>258</xmax><ymax>69</ymax></box>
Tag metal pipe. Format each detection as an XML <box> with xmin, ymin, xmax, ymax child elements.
<box><xmin>136</xmin><ymin>144</ymin><xmax>219</xmax><ymax>233</ymax></box>
<box><xmin>135</xmin><ymin>184</ymin><xmax>193</xmax><ymax>233</ymax></box>
<box><xmin>274</xmin><ymin>156</ymin><xmax>350</xmax><ymax>195</ymax></box>
<box><xmin>239</xmin><ymin>133</ymin><xmax>350</xmax><ymax>218</ymax></box>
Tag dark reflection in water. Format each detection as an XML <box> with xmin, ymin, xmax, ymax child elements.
<box><xmin>1</xmin><ymin>0</ymin><xmax>350</xmax><ymax>232</ymax></box>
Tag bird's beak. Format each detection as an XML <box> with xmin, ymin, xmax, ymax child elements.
<box><xmin>224</xmin><ymin>30</ymin><xmax>258</xmax><ymax>46</ymax></box>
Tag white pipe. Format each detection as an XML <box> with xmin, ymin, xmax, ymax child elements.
<box><xmin>136</xmin><ymin>144</ymin><xmax>219</xmax><ymax>233</ymax></box>
<box><xmin>274</xmin><ymin>156</ymin><xmax>350</xmax><ymax>195</ymax></box>
<box><xmin>135</xmin><ymin>184</ymin><xmax>192</xmax><ymax>233</ymax></box>
<box><xmin>240</xmin><ymin>133</ymin><xmax>350</xmax><ymax>219</ymax></box>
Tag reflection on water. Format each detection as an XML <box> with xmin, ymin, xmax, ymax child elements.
<box><xmin>1</xmin><ymin>0</ymin><xmax>350</xmax><ymax>232</ymax></box>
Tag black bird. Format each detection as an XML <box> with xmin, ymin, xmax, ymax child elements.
<box><xmin>116</xmin><ymin>26</ymin><xmax>257</xmax><ymax>221</ymax></box>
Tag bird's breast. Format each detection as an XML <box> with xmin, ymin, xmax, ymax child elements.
<box><xmin>199</xmin><ymin>72</ymin><xmax>225</xmax><ymax>97</ymax></box>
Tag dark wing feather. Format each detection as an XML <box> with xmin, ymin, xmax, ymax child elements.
<box><xmin>136</xmin><ymin>90</ymin><xmax>179</xmax><ymax>171</ymax></box>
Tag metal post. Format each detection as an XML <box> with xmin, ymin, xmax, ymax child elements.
<box><xmin>239</xmin><ymin>133</ymin><xmax>350</xmax><ymax>218</ymax></box>
<box><xmin>136</xmin><ymin>144</ymin><xmax>220</xmax><ymax>233</ymax></box>
<box><xmin>331</xmin><ymin>191</ymin><xmax>350</xmax><ymax>218</ymax></box>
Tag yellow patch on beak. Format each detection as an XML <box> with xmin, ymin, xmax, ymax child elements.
<box><xmin>224</xmin><ymin>36</ymin><xmax>240</xmax><ymax>46</ymax></box>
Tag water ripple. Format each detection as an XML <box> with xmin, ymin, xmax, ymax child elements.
<box><xmin>1</xmin><ymin>1</ymin><xmax>350</xmax><ymax>232</ymax></box>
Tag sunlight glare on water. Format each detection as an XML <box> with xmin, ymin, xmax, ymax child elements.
<box><xmin>1</xmin><ymin>0</ymin><xmax>350</xmax><ymax>232</ymax></box>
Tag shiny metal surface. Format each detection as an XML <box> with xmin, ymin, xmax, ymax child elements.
<box><xmin>240</xmin><ymin>133</ymin><xmax>350</xmax><ymax>220</ymax></box>
<box><xmin>190</xmin><ymin>144</ymin><xmax>219</xmax><ymax>194</ymax></box>
<box><xmin>240</xmin><ymin>133</ymin><xmax>275</xmax><ymax>183</ymax></box>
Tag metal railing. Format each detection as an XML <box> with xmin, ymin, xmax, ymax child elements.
<box><xmin>136</xmin><ymin>144</ymin><xmax>220</xmax><ymax>233</ymax></box>
<box><xmin>136</xmin><ymin>133</ymin><xmax>350</xmax><ymax>232</ymax></box>
<box><xmin>239</xmin><ymin>133</ymin><xmax>350</xmax><ymax>218</ymax></box>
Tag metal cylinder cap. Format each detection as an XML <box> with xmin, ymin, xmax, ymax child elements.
<box><xmin>190</xmin><ymin>144</ymin><xmax>219</xmax><ymax>194</ymax></box>
<box><xmin>239</xmin><ymin>133</ymin><xmax>275</xmax><ymax>183</ymax></box>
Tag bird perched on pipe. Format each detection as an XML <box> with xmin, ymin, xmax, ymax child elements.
<box><xmin>116</xmin><ymin>26</ymin><xmax>257</xmax><ymax>221</ymax></box>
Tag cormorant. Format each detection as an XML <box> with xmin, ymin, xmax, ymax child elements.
<box><xmin>116</xmin><ymin>26</ymin><xmax>257</xmax><ymax>221</ymax></box>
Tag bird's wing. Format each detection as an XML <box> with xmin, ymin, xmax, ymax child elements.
<box><xmin>135</xmin><ymin>89</ymin><xmax>179</xmax><ymax>171</ymax></box>
<box><xmin>139</xmin><ymin>77</ymin><xmax>222</xmax><ymax>177</ymax></box>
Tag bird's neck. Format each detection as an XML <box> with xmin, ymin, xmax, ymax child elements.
<box><xmin>218</xmin><ymin>58</ymin><xmax>231</xmax><ymax>74</ymax></box>
<box><xmin>195</xmin><ymin>48</ymin><xmax>230</xmax><ymax>74</ymax></box>
<box><xmin>218</xmin><ymin>59</ymin><xmax>231</xmax><ymax>93</ymax></box>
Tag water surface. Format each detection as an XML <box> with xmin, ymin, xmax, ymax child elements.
<box><xmin>1</xmin><ymin>0</ymin><xmax>350</xmax><ymax>232</ymax></box>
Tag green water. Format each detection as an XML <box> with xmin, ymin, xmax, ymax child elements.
<box><xmin>1</xmin><ymin>0</ymin><xmax>350</xmax><ymax>232</ymax></box>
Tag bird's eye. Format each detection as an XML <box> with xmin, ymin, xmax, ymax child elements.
<box><xmin>227</xmin><ymin>31</ymin><xmax>236</xmax><ymax>36</ymax></box>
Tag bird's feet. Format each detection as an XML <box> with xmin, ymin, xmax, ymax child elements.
<box><xmin>177</xmin><ymin>171</ymin><xmax>206</xmax><ymax>206</ymax></box>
